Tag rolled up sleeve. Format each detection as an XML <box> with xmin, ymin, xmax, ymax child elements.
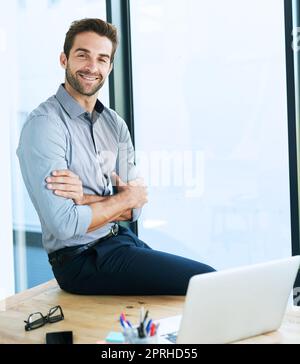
<box><xmin>116</xmin><ymin>118</ymin><xmax>143</xmax><ymax>222</ymax></box>
<box><xmin>17</xmin><ymin>115</ymin><xmax>92</xmax><ymax>241</ymax></box>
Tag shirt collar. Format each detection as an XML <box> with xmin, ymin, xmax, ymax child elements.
<box><xmin>55</xmin><ymin>84</ymin><xmax>105</xmax><ymax>118</ymax></box>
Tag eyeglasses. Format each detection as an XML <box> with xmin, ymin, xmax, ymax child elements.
<box><xmin>24</xmin><ymin>305</ymin><xmax>64</xmax><ymax>331</ymax></box>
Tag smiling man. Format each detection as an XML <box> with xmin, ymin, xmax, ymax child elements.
<box><xmin>17</xmin><ymin>18</ymin><xmax>215</xmax><ymax>295</ymax></box>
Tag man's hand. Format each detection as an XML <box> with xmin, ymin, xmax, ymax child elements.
<box><xmin>112</xmin><ymin>172</ymin><xmax>148</xmax><ymax>209</ymax></box>
<box><xmin>46</xmin><ymin>169</ymin><xmax>148</xmax><ymax>223</ymax></box>
<box><xmin>46</xmin><ymin>170</ymin><xmax>85</xmax><ymax>205</ymax></box>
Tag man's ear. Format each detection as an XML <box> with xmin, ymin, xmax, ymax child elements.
<box><xmin>60</xmin><ymin>52</ymin><xmax>68</xmax><ymax>69</ymax></box>
<box><xmin>108</xmin><ymin>63</ymin><xmax>114</xmax><ymax>75</ymax></box>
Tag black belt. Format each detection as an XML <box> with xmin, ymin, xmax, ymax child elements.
<box><xmin>48</xmin><ymin>224</ymin><xmax>119</xmax><ymax>266</ymax></box>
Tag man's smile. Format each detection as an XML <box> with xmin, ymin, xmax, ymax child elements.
<box><xmin>78</xmin><ymin>73</ymin><xmax>99</xmax><ymax>82</ymax></box>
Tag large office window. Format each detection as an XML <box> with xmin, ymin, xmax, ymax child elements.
<box><xmin>6</xmin><ymin>0</ymin><xmax>108</xmax><ymax>292</ymax></box>
<box><xmin>130</xmin><ymin>0</ymin><xmax>292</xmax><ymax>269</ymax></box>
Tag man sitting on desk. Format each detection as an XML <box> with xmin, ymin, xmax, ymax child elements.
<box><xmin>17</xmin><ymin>18</ymin><xmax>215</xmax><ymax>295</ymax></box>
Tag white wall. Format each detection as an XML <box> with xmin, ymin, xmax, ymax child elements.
<box><xmin>0</xmin><ymin>2</ymin><xmax>16</xmax><ymax>300</ymax></box>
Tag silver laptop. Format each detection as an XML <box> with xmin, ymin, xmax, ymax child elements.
<box><xmin>157</xmin><ymin>256</ymin><xmax>300</xmax><ymax>344</ymax></box>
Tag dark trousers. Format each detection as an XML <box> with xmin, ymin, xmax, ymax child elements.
<box><xmin>50</xmin><ymin>226</ymin><xmax>216</xmax><ymax>295</ymax></box>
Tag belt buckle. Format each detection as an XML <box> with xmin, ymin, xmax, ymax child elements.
<box><xmin>111</xmin><ymin>224</ymin><xmax>118</xmax><ymax>237</ymax></box>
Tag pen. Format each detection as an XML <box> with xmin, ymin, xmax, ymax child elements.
<box><xmin>120</xmin><ymin>313</ymin><xmax>132</xmax><ymax>330</ymax></box>
<box><xmin>143</xmin><ymin>310</ymin><xmax>149</xmax><ymax>324</ymax></box>
<box><xmin>121</xmin><ymin>313</ymin><xmax>126</xmax><ymax>321</ymax></box>
<box><xmin>150</xmin><ymin>323</ymin><xmax>156</xmax><ymax>337</ymax></box>
<box><xmin>146</xmin><ymin>319</ymin><xmax>152</xmax><ymax>335</ymax></box>
<box><xmin>140</xmin><ymin>307</ymin><xmax>145</xmax><ymax>324</ymax></box>
<box><xmin>138</xmin><ymin>321</ymin><xmax>146</xmax><ymax>338</ymax></box>
<box><xmin>120</xmin><ymin>316</ymin><xmax>127</xmax><ymax>329</ymax></box>
<box><xmin>137</xmin><ymin>307</ymin><xmax>146</xmax><ymax>338</ymax></box>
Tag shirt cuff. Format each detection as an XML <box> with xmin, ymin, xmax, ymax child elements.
<box><xmin>131</xmin><ymin>208</ymin><xmax>142</xmax><ymax>223</ymax></box>
<box><xmin>75</xmin><ymin>205</ymin><xmax>93</xmax><ymax>236</ymax></box>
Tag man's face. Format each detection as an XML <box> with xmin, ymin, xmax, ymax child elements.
<box><xmin>61</xmin><ymin>31</ymin><xmax>113</xmax><ymax>97</ymax></box>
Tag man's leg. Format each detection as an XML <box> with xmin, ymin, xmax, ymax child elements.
<box><xmin>54</xmin><ymin>228</ymin><xmax>215</xmax><ymax>295</ymax></box>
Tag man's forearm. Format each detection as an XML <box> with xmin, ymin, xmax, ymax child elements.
<box><xmin>117</xmin><ymin>209</ymin><xmax>133</xmax><ymax>221</ymax></box>
<box><xmin>83</xmin><ymin>194</ymin><xmax>108</xmax><ymax>205</ymax></box>
<box><xmin>85</xmin><ymin>194</ymin><xmax>133</xmax><ymax>232</ymax></box>
<box><xmin>83</xmin><ymin>194</ymin><xmax>132</xmax><ymax>221</ymax></box>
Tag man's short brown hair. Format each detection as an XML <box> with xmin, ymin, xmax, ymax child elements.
<box><xmin>64</xmin><ymin>18</ymin><xmax>118</xmax><ymax>63</ymax></box>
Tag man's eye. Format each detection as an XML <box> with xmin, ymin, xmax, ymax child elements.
<box><xmin>78</xmin><ymin>54</ymin><xmax>85</xmax><ymax>58</ymax></box>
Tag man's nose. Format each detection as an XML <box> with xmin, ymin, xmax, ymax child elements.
<box><xmin>85</xmin><ymin>59</ymin><xmax>98</xmax><ymax>73</ymax></box>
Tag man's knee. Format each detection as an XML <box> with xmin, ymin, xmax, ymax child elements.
<box><xmin>198</xmin><ymin>263</ymin><xmax>216</xmax><ymax>275</ymax></box>
<box><xmin>188</xmin><ymin>262</ymin><xmax>216</xmax><ymax>278</ymax></box>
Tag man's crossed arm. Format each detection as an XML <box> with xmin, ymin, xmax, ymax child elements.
<box><xmin>45</xmin><ymin>170</ymin><xmax>148</xmax><ymax>233</ymax></box>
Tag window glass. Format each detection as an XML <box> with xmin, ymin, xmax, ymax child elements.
<box><xmin>5</xmin><ymin>0</ymin><xmax>108</xmax><ymax>291</ymax></box>
<box><xmin>130</xmin><ymin>0</ymin><xmax>292</xmax><ymax>269</ymax></box>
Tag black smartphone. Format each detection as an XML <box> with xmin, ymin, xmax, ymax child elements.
<box><xmin>46</xmin><ymin>331</ymin><xmax>73</xmax><ymax>344</ymax></box>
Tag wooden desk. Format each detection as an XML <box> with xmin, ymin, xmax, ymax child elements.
<box><xmin>0</xmin><ymin>280</ymin><xmax>184</xmax><ymax>344</ymax></box>
<box><xmin>0</xmin><ymin>280</ymin><xmax>300</xmax><ymax>344</ymax></box>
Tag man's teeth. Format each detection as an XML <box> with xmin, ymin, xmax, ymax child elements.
<box><xmin>79</xmin><ymin>74</ymin><xmax>97</xmax><ymax>81</ymax></box>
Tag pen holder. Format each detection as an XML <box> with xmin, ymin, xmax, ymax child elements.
<box><xmin>123</xmin><ymin>328</ymin><xmax>158</xmax><ymax>344</ymax></box>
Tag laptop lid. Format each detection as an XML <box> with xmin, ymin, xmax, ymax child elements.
<box><xmin>176</xmin><ymin>256</ymin><xmax>300</xmax><ymax>344</ymax></box>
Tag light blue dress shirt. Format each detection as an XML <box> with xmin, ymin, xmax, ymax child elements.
<box><xmin>17</xmin><ymin>84</ymin><xmax>142</xmax><ymax>254</ymax></box>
